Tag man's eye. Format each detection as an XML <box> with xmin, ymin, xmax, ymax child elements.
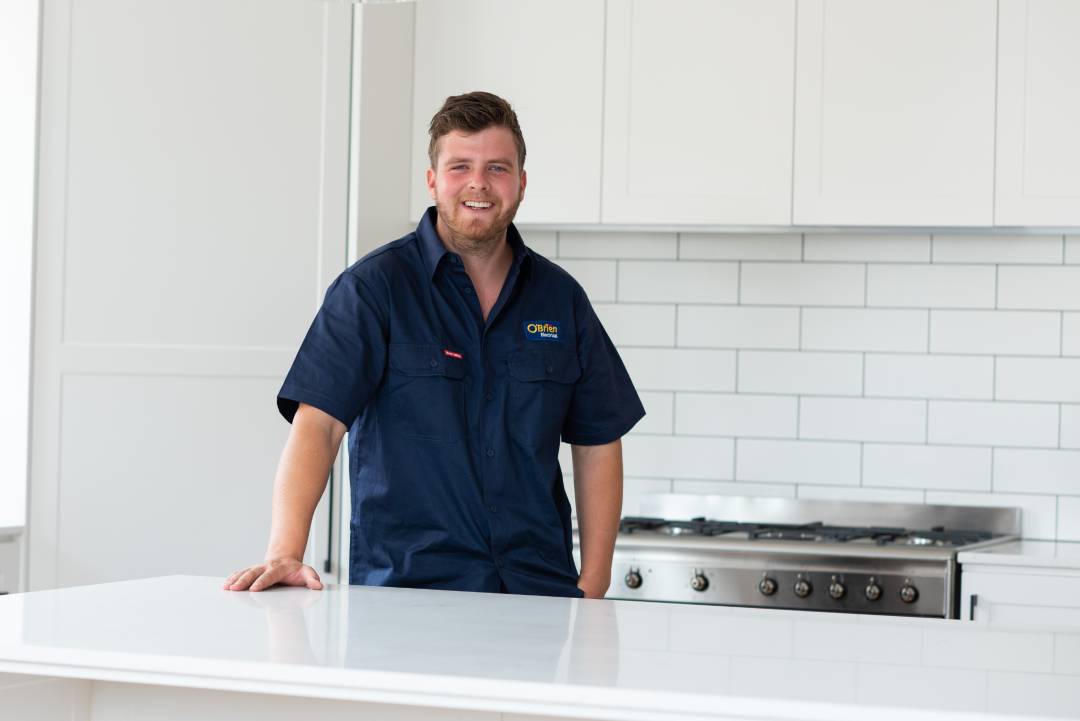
<box><xmin>450</xmin><ymin>165</ymin><xmax>467</xmax><ymax>171</ymax></box>
<box><xmin>489</xmin><ymin>165</ymin><xmax>507</xmax><ymax>173</ymax></box>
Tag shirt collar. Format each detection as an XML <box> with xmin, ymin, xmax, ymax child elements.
<box><xmin>417</xmin><ymin>206</ymin><xmax>531</xmax><ymax>282</ymax></box>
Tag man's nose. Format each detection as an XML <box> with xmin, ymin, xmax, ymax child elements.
<box><xmin>467</xmin><ymin>170</ymin><xmax>489</xmax><ymax>189</ymax></box>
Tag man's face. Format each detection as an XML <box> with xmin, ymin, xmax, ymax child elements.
<box><xmin>427</xmin><ymin>126</ymin><xmax>526</xmax><ymax>247</ymax></box>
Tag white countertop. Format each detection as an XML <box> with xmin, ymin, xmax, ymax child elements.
<box><xmin>0</xmin><ymin>526</ymin><xmax>23</xmax><ymax>540</ymax></box>
<box><xmin>959</xmin><ymin>541</ymin><xmax>1080</xmax><ymax>570</ymax></box>
<box><xmin>1</xmin><ymin>575</ymin><xmax>1079</xmax><ymax>721</ymax></box>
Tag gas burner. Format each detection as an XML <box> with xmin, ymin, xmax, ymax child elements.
<box><xmin>618</xmin><ymin>516</ymin><xmax>997</xmax><ymax>548</ymax></box>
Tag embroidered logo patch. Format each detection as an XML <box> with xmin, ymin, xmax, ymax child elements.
<box><xmin>524</xmin><ymin>321</ymin><xmax>561</xmax><ymax>342</ymax></box>
<box><xmin>443</xmin><ymin>349</ymin><xmax>463</xmax><ymax>360</ymax></box>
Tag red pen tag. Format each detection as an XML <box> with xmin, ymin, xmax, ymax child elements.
<box><xmin>443</xmin><ymin>349</ymin><xmax>463</xmax><ymax>360</ymax></box>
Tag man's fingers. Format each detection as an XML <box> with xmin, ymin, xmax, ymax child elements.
<box><xmin>224</xmin><ymin>566</ymin><xmax>265</xmax><ymax>591</ymax></box>
<box><xmin>300</xmin><ymin>565</ymin><xmax>323</xmax><ymax>590</ymax></box>
<box><xmin>249</xmin><ymin>565</ymin><xmax>285</xmax><ymax>592</ymax></box>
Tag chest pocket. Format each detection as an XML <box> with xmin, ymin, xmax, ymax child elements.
<box><xmin>387</xmin><ymin>344</ymin><xmax>466</xmax><ymax>442</ymax></box>
<box><xmin>507</xmin><ymin>349</ymin><xmax>581</xmax><ymax>449</ymax></box>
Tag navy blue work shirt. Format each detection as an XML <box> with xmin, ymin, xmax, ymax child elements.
<box><xmin>277</xmin><ymin>207</ymin><xmax>645</xmax><ymax>597</ymax></box>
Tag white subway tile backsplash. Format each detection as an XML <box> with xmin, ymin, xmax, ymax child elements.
<box><xmin>928</xmin><ymin>401</ymin><xmax>1059</xmax><ymax>448</ymax></box>
<box><xmin>996</xmin><ymin>358</ymin><xmax>1080</xmax><ymax>403</ymax></box>
<box><xmin>675</xmin><ymin>393</ymin><xmax>798</xmax><ymax>438</ymax></box>
<box><xmin>931</xmin><ymin>235</ymin><xmax>1063</xmax><ymax>264</ymax></box>
<box><xmin>594</xmin><ymin>303</ymin><xmax>675</xmax><ymax>347</ymax></box>
<box><xmin>557</xmin><ymin>229</ymin><xmax>1080</xmax><ymax>540</ymax></box>
<box><xmin>678</xmin><ymin>306</ymin><xmax>799</xmax><ymax>349</ymax></box>
<box><xmin>865</xmin><ymin>354</ymin><xmax>994</xmax><ymax>400</ymax></box>
<box><xmin>632</xmin><ymin>392</ymin><xmax>674</xmax><ymax>434</ymax></box>
<box><xmin>929</xmin><ymin>310</ymin><xmax>1061</xmax><ymax>356</ymax></box>
<box><xmin>524</xmin><ymin>231</ymin><xmax>557</xmax><ymax>257</ymax></box>
<box><xmin>620</xmin><ymin>478</ymin><xmax>676</xmax><ymax>515</ymax></box>
<box><xmin>1059</xmin><ymin>497</ymin><xmax>1080</xmax><ymax>542</ymax></box>
<box><xmin>867</xmin><ymin>265</ymin><xmax>996</xmax><ymax>308</ymax></box>
<box><xmin>741</xmin><ymin>263</ymin><xmax>865</xmax><ymax>306</ymax></box>
<box><xmin>618</xmin><ymin>261</ymin><xmax>738</xmax><ymax>303</ymax></box>
<box><xmin>804</xmin><ymin>234</ymin><xmax>930</xmax><ymax>262</ymax></box>
<box><xmin>738</xmin><ymin>351</ymin><xmax>862</xmax><ymax>396</ymax></box>
<box><xmin>993</xmin><ymin>446</ymin><xmax>1080</xmax><ymax>498</ymax></box>
<box><xmin>994</xmin><ymin>449</ymin><xmax>1080</xmax><ymax>495</ymax></box>
<box><xmin>1063</xmin><ymin>406</ymin><xmax>1080</xmax><ymax>449</ymax></box>
<box><xmin>998</xmin><ymin>266</ymin><xmax>1080</xmax><ymax>310</ymax></box>
<box><xmin>800</xmin><ymin>398</ymin><xmax>926</xmax><ymax>443</ymax></box>
<box><xmin>736</xmin><ymin>439</ymin><xmax>861</xmax><ymax>485</ymax></box>
<box><xmin>863</xmin><ymin>444</ymin><xmax>991</xmax><ymax>491</ymax></box>
<box><xmin>671</xmin><ymin>480</ymin><xmax>796</xmax><ymax>498</ymax></box>
<box><xmin>623</xmin><ymin>435</ymin><xmax>734</xmax><ymax>480</ymax></box>
<box><xmin>620</xmin><ymin>348</ymin><xmax>735</xmax><ymax>392</ymax></box>
<box><xmin>1064</xmin><ymin>313</ymin><xmax>1080</xmax><ymax>356</ymax></box>
<box><xmin>802</xmin><ymin>308</ymin><xmax>927</xmax><ymax>352</ymax></box>
<box><xmin>558</xmin><ymin>231</ymin><xmax>677</xmax><ymax>259</ymax></box>
<box><xmin>924</xmin><ymin>491</ymin><xmax>1057</xmax><ymax>540</ymax></box>
<box><xmin>679</xmin><ymin>233</ymin><xmax>802</xmax><ymax>261</ymax></box>
<box><xmin>554</xmin><ymin>259</ymin><xmax>616</xmax><ymax>301</ymax></box>
<box><xmin>797</xmin><ymin>485</ymin><xmax>925</xmax><ymax>503</ymax></box>
<box><xmin>1067</xmin><ymin>236</ymin><xmax>1080</xmax><ymax>264</ymax></box>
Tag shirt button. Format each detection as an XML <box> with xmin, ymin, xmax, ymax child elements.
<box><xmin>546</xmin><ymin>365</ymin><xmax>554</xmax><ymax>374</ymax></box>
<box><xmin>464</xmin><ymin>286</ymin><xmax>473</xmax><ymax>294</ymax></box>
<box><xmin>429</xmin><ymin>359</ymin><xmax>438</xmax><ymax>368</ymax></box>
<box><xmin>485</xmin><ymin>448</ymin><xmax>495</xmax><ymax>458</ymax></box>
<box><xmin>484</xmin><ymin>392</ymin><xmax>494</xmax><ymax>402</ymax></box>
<box><xmin>489</xmin><ymin>505</ymin><xmax>497</xmax><ymax>513</ymax></box>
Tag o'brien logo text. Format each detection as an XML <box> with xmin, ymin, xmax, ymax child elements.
<box><xmin>524</xmin><ymin>321</ymin><xmax>560</xmax><ymax>341</ymax></box>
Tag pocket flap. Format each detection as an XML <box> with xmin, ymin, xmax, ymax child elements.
<box><xmin>389</xmin><ymin>343</ymin><xmax>466</xmax><ymax>379</ymax></box>
<box><xmin>508</xmin><ymin>349</ymin><xmax>581</xmax><ymax>384</ymax></box>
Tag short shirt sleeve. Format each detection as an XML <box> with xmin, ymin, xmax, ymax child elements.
<box><xmin>277</xmin><ymin>270</ymin><xmax>388</xmax><ymax>427</ymax></box>
<box><xmin>561</xmin><ymin>286</ymin><xmax>646</xmax><ymax>445</ymax></box>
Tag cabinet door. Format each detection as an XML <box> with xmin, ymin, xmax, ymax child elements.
<box><xmin>996</xmin><ymin>0</ymin><xmax>1080</xmax><ymax>226</ymax></box>
<box><xmin>793</xmin><ymin>0</ymin><xmax>996</xmax><ymax>226</ymax></box>
<box><xmin>410</xmin><ymin>0</ymin><xmax>604</xmax><ymax>225</ymax></box>
<box><xmin>602</xmin><ymin>0</ymin><xmax>796</xmax><ymax>225</ymax></box>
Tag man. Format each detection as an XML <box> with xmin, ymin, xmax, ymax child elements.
<box><xmin>224</xmin><ymin>92</ymin><xmax>644</xmax><ymax>598</ymax></box>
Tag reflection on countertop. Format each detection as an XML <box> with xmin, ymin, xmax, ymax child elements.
<box><xmin>0</xmin><ymin>575</ymin><xmax>1078</xmax><ymax>720</ymax></box>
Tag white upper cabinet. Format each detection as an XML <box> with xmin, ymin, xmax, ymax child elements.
<box><xmin>602</xmin><ymin>0</ymin><xmax>797</xmax><ymax>225</ymax></box>
<box><xmin>410</xmin><ymin>0</ymin><xmax>605</xmax><ymax>225</ymax></box>
<box><xmin>995</xmin><ymin>0</ymin><xmax>1080</xmax><ymax>226</ymax></box>
<box><xmin>793</xmin><ymin>0</ymin><xmax>997</xmax><ymax>226</ymax></box>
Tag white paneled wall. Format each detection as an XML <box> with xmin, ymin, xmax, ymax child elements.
<box><xmin>552</xmin><ymin>232</ymin><xmax>1080</xmax><ymax>540</ymax></box>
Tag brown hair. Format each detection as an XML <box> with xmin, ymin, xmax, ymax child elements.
<box><xmin>427</xmin><ymin>91</ymin><xmax>526</xmax><ymax>170</ymax></box>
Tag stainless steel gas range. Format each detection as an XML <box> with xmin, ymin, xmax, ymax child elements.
<box><xmin>592</xmin><ymin>496</ymin><xmax>1019</xmax><ymax>619</ymax></box>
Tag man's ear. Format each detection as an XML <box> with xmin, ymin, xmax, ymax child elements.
<box><xmin>426</xmin><ymin>167</ymin><xmax>436</xmax><ymax>200</ymax></box>
<box><xmin>519</xmin><ymin>169</ymin><xmax>527</xmax><ymax>201</ymax></box>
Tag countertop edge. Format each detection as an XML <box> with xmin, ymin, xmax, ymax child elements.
<box><xmin>0</xmin><ymin>651</ymin><xmax>1044</xmax><ymax>721</ymax></box>
<box><xmin>958</xmin><ymin>541</ymin><xmax>1080</xmax><ymax>570</ymax></box>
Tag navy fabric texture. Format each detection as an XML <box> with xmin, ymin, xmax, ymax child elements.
<box><xmin>278</xmin><ymin>207</ymin><xmax>645</xmax><ymax>597</ymax></box>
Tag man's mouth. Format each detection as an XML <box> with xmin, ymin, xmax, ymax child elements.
<box><xmin>463</xmin><ymin>200</ymin><xmax>493</xmax><ymax>210</ymax></box>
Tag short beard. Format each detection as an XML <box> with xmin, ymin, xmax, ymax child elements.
<box><xmin>435</xmin><ymin>195</ymin><xmax>521</xmax><ymax>258</ymax></box>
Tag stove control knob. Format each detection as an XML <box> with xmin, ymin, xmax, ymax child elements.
<box><xmin>865</xmin><ymin>579</ymin><xmax>883</xmax><ymax>602</ymax></box>
<box><xmin>793</xmin><ymin>577</ymin><xmax>813</xmax><ymax>598</ymax></box>
<box><xmin>624</xmin><ymin>569</ymin><xmax>643</xmax><ymax>589</ymax></box>
<box><xmin>690</xmin><ymin>572</ymin><xmax>709</xmax><ymax>592</ymax></box>
<box><xmin>828</xmin><ymin>577</ymin><xmax>846</xmax><ymax>600</ymax></box>
<box><xmin>758</xmin><ymin>576</ymin><xmax>778</xmax><ymax>596</ymax></box>
<box><xmin>899</xmin><ymin>582</ymin><xmax>919</xmax><ymax>604</ymax></box>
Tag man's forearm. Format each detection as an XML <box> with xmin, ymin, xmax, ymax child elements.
<box><xmin>571</xmin><ymin>439</ymin><xmax>623</xmax><ymax>588</ymax></box>
<box><xmin>264</xmin><ymin>416</ymin><xmax>340</xmax><ymax>561</ymax></box>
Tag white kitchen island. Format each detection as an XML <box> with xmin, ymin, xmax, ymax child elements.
<box><xmin>1</xmin><ymin>576</ymin><xmax>1078</xmax><ymax>721</ymax></box>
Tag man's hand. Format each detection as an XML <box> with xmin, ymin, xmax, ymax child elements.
<box><xmin>223</xmin><ymin>557</ymin><xmax>323</xmax><ymax>592</ymax></box>
<box><xmin>577</xmin><ymin>570</ymin><xmax>611</xmax><ymax>599</ymax></box>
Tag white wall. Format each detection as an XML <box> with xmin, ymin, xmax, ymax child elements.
<box><xmin>549</xmin><ymin>231</ymin><xmax>1080</xmax><ymax>541</ymax></box>
<box><xmin>0</xmin><ymin>0</ymin><xmax>40</xmax><ymax>529</ymax></box>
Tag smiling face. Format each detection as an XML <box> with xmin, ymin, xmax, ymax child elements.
<box><xmin>426</xmin><ymin>126</ymin><xmax>527</xmax><ymax>252</ymax></box>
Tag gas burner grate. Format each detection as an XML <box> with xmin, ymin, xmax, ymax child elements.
<box><xmin>618</xmin><ymin>516</ymin><xmax>998</xmax><ymax>547</ymax></box>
